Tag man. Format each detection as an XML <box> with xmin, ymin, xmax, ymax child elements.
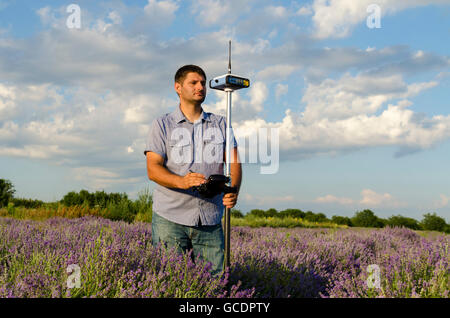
<box><xmin>144</xmin><ymin>65</ymin><xmax>242</xmax><ymax>275</ymax></box>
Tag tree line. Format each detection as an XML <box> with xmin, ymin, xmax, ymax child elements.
<box><xmin>1</xmin><ymin>178</ymin><xmax>449</xmax><ymax>233</ymax></box>
<box><xmin>231</xmin><ymin>208</ymin><xmax>449</xmax><ymax>233</ymax></box>
<box><xmin>0</xmin><ymin>179</ymin><xmax>152</xmax><ymax>223</ymax></box>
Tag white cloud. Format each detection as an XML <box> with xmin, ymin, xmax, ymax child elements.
<box><xmin>275</xmin><ymin>83</ymin><xmax>288</xmax><ymax>100</ymax></box>
<box><xmin>301</xmin><ymin>73</ymin><xmax>438</xmax><ymax>122</ymax></box>
<box><xmin>310</xmin><ymin>0</ymin><xmax>450</xmax><ymax>39</ymax></box>
<box><xmin>123</xmin><ymin>94</ymin><xmax>176</xmax><ymax>124</ymax></box>
<box><xmin>0</xmin><ymin>121</ymin><xmax>18</xmax><ymax>141</ymax></box>
<box><xmin>433</xmin><ymin>194</ymin><xmax>449</xmax><ymax>209</ymax></box>
<box><xmin>314</xmin><ymin>189</ymin><xmax>406</xmax><ymax>208</ymax></box>
<box><xmin>1</xmin><ymin>1</ymin><xmax>449</xmax><ymax>195</ymax></box>
<box><xmin>36</xmin><ymin>6</ymin><xmax>56</xmax><ymax>26</ymax></box>
<box><xmin>191</xmin><ymin>0</ymin><xmax>231</xmax><ymax>25</ymax></box>
<box><xmin>248</xmin><ymin>81</ymin><xmax>268</xmax><ymax>110</ymax></box>
<box><xmin>257</xmin><ymin>64</ymin><xmax>299</xmax><ymax>81</ymax></box>
<box><xmin>108</xmin><ymin>11</ymin><xmax>122</xmax><ymax>25</ymax></box>
<box><xmin>315</xmin><ymin>194</ymin><xmax>354</xmax><ymax>205</ymax></box>
<box><xmin>359</xmin><ymin>189</ymin><xmax>406</xmax><ymax>208</ymax></box>
<box><xmin>265</xmin><ymin>5</ymin><xmax>288</xmax><ymax>19</ymax></box>
<box><xmin>71</xmin><ymin>166</ymin><xmax>143</xmax><ymax>190</ymax></box>
<box><xmin>0</xmin><ymin>144</ymin><xmax>70</xmax><ymax>159</ymax></box>
<box><xmin>190</xmin><ymin>0</ymin><xmax>254</xmax><ymax>26</ymax></box>
<box><xmin>234</xmin><ymin>71</ymin><xmax>450</xmax><ymax>161</ymax></box>
<box><xmin>0</xmin><ymin>81</ymin><xmax>165</xmax><ymax>176</ymax></box>
<box><xmin>242</xmin><ymin>193</ymin><xmax>296</xmax><ymax>206</ymax></box>
<box><xmin>297</xmin><ymin>6</ymin><xmax>313</xmax><ymax>16</ymax></box>
<box><xmin>144</xmin><ymin>0</ymin><xmax>179</xmax><ymax>25</ymax></box>
<box><xmin>205</xmin><ymin>81</ymin><xmax>268</xmax><ymax>122</ymax></box>
<box><xmin>0</xmin><ymin>83</ymin><xmax>16</xmax><ymax>119</ymax></box>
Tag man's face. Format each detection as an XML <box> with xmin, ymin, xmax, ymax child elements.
<box><xmin>175</xmin><ymin>72</ymin><xmax>207</xmax><ymax>105</ymax></box>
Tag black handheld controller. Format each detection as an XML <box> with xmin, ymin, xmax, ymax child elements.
<box><xmin>192</xmin><ymin>174</ymin><xmax>237</xmax><ymax>199</ymax></box>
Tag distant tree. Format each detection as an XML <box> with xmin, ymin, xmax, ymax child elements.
<box><xmin>304</xmin><ymin>211</ymin><xmax>328</xmax><ymax>223</ymax></box>
<box><xmin>351</xmin><ymin>209</ymin><xmax>384</xmax><ymax>228</ymax></box>
<box><xmin>11</xmin><ymin>198</ymin><xmax>44</xmax><ymax>209</ymax></box>
<box><xmin>386</xmin><ymin>215</ymin><xmax>421</xmax><ymax>230</ymax></box>
<box><xmin>231</xmin><ymin>209</ymin><xmax>244</xmax><ymax>218</ymax></box>
<box><xmin>304</xmin><ymin>211</ymin><xmax>315</xmax><ymax>221</ymax></box>
<box><xmin>377</xmin><ymin>217</ymin><xmax>388</xmax><ymax>227</ymax></box>
<box><xmin>93</xmin><ymin>190</ymin><xmax>109</xmax><ymax>207</ymax></box>
<box><xmin>61</xmin><ymin>191</ymin><xmax>82</xmax><ymax>206</ymax></box>
<box><xmin>0</xmin><ymin>179</ymin><xmax>15</xmax><ymax>208</ymax></box>
<box><xmin>61</xmin><ymin>190</ymin><xmax>129</xmax><ymax>208</ymax></box>
<box><xmin>421</xmin><ymin>213</ymin><xmax>447</xmax><ymax>232</ymax></box>
<box><xmin>79</xmin><ymin>190</ymin><xmax>94</xmax><ymax>206</ymax></box>
<box><xmin>331</xmin><ymin>215</ymin><xmax>353</xmax><ymax>226</ymax></box>
<box><xmin>316</xmin><ymin>213</ymin><xmax>329</xmax><ymax>222</ymax></box>
<box><xmin>249</xmin><ymin>209</ymin><xmax>266</xmax><ymax>218</ymax></box>
<box><xmin>278</xmin><ymin>209</ymin><xmax>305</xmax><ymax>219</ymax></box>
<box><xmin>265</xmin><ymin>208</ymin><xmax>278</xmax><ymax>217</ymax></box>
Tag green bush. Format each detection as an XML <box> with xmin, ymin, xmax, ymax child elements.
<box><xmin>278</xmin><ymin>209</ymin><xmax>306</xmax><ymax>219</ymax></box>
<box><xmin>11</xmin><ymin>198</ymin><xmax>44</xmax><ymax>209</ymax></box>
<box><xmin>248</xmin><ymin>209</ymin><xmax>266</xmax><ymax>218</ymax></box>
<box><xmin>331</xmin><ymin>215</ymin><xmax>353</xmax><ymax>226</ymax></box>
<box><xmin>304</xmin><ymin>211</ymin><xmax>329</xmax><ymax>223</ymax></box>
<box><xmin>231</xmin><ymin>209</ymin><xmax>244</xmax><ymax>218</ymax></box>
<box><xmin>351</xmin><ymin>209</ymin><xmax>384</xmax><ymax>228</ymax></box>
<box><xmin>104</xmin><ymin>198</ymin><xmax>136</xmax><ymax>223</ymax></box>
<box><xmin>386</xmin><ymin>215</ymin><xmax>421</xmax><ymax>230</ymax></box>
<box><xmin>103</xmin><ymin>188</ymin><xmax>153</xmax><ymax>223</ymax></box>
<box><xmin>61</xmin><ymin>190</ymin><xmax>128</xmax><ymax>209</ymax></box>
<box><xmin>134</xmin><ymin>188</ymin><xmax>153</xmax><ymax>223</ymax></box>
<box><xmin>421</xmin><ymin>213</ymin><xmax>448</xmax><ymax>233</ymax></box>
<box><xmin>6</xmin><ymin>202</ymin><xmax>15</xmax><ymax>216</ymax></box>
<box><xmin>233</xmin><ymin>215</ymin><xmax>345</xmax><ymax>229</ymax></box>
<box><xmin>265</xmin><ymin>208</ymin><xmax>278</xmax><ymax>217</ymax></box>
<box><xmin>0</xmin><ymin>179</ymin><xmax>15</xmax><ymax>208</ymax></box>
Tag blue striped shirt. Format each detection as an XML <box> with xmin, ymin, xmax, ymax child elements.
<box><xmin>145</xmin><ymin>106</ymin><xmax>237</xmax><ymax>226</ymax></box>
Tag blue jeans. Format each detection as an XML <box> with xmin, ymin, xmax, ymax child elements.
<box><xmin>151</xmin><ymin>212</ymin><xmax>224</xmax><ymax>275</ymax></box>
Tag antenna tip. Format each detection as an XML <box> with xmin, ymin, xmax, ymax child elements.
<box><xmin>228</xmin><ymin>40</ymin><xmax>232</xmax><ymax>73</ymax></box>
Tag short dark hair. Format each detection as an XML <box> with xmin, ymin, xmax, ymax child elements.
<box><xmin>174</xmin><ymin>65</ymin><xmax>206</xmax><ymax>84</ymax></box>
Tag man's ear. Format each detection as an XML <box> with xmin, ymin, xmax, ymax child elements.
<box><xmin>174</xmin><ymin>81</ymin><xmax>181</xmax><ymax>96</ymax></box>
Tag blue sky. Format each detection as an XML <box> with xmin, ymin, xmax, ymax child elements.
<box><xmin>0</xmin><ymin>0</ymin><xmax>449</xmax><ymax>222</ymax></box>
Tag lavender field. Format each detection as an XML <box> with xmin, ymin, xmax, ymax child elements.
<box><xmin>0</xmin><ymin>216</ymin><xmax>448</xmax><ymax>298</ymax></box>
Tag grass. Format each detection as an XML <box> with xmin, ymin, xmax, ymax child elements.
<box><xmin>1</xmin><ymin>188</ymin><xmax>153</xmax><ymax>224</ymax></box>
<box><xmin>231</xmin><ymin>215</ymin><xmax>347</xmax><ymax>229</ymax></box>
<box><xmin>0</xmin><ymin>204</ymin><xmax>105</xmax><ymax>221</ymax></box>
<box><xmin>1</xmin><ymin>205</ymin><xmax>344</xmax><ymax>229</ymax></box>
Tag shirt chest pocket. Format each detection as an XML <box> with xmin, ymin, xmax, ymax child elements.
<box><xmin>168</xmin><ymin>137</ymin><xmax>192</xmax><ymax>165</ymax></box>
<box><xmin>203</xmin><ymin>129</ymin><xmax>224</xmax><ymax>164</ymax></box>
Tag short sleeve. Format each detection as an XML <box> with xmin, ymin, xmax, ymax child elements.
<box><xmin>144</xmin><ymin>118</ymin><xmax>167</xmax><ymax>159</ymax></box>
<box><xmin>224</xmin><ymin>127</ymin><xmax>238</xmax><ymax>149</ymax></box>
<box><xmin>223</xmin><ymin>118</ymin><xmax>238</xmax><ymax>149</ymax></box>
<box><xmin>231</xmin><ymin>127</ymin><xmax>238</xmax><ymax>148</ymax></box>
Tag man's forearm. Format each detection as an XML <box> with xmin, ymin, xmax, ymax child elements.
<box><xmin>228</xmin><ymin>147</ymin><xmax>242</xmax><ymax>194</ymax></box>
<box><xmin>147</xmin><ymin>163</ymin><xmax>183</xmax><ymax>189</ymax></box>
<box><xmin>230</xmin><ymin>162</ymin><xmax>242</xmax><ymax>195</ymax></box>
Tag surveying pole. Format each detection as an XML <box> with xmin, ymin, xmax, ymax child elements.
<box><xmin>209</xmin><ymin>41</ymin><xmax>250</xmax><ymax>269</ymax></box>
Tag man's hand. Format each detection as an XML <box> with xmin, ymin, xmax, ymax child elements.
<box><xmin>179</xmin><ymin>172</ymin><xmax>206</xmax><ymax>190</ymax></box>
<box><xmin>223</xmin><ymin>192</ymin><xmax>238</xmax><ymax>209</ymax></box>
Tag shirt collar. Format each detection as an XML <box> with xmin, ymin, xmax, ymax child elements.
<box><xmin>172</xmin><ymin>105</ymin><xmax>211</xmax><ymax>124</ymax></box>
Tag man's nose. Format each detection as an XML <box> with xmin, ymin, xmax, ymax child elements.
<box><xmin>196</xmin><ymin>82</ymin><xmax>206</xmax><ymax>91</ymax></box>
